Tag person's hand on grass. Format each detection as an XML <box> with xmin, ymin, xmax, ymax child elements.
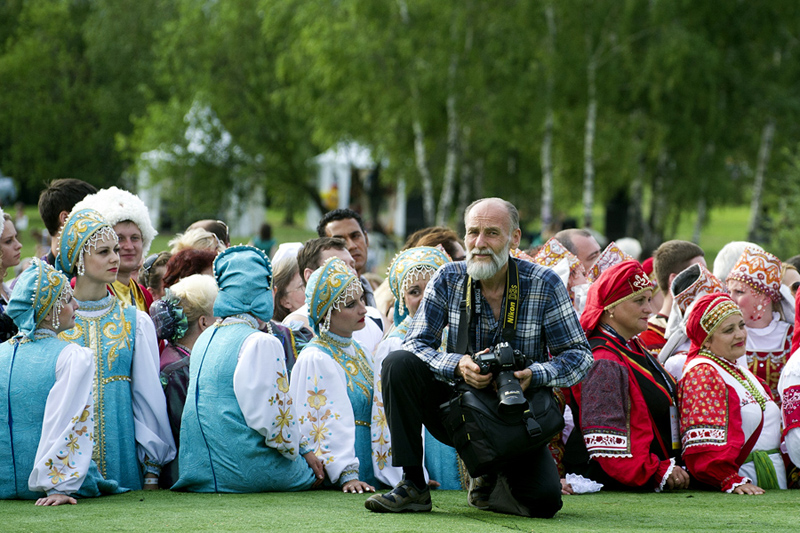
<box><xmin>560</xmin><ymin>478</ymin><xmax>574</xmax><ymax>495</ymax></box>
<box><xmin>35</xmin><ymin>494</ymin><xmax>77</xmax><ymax>506</ymax></box>
<box><xmin>664</xmin><ymin>466</ymin><xmax>690</xmax><ymax>490</ymax></box>
<box><xmin>733</xmin><ymin>483</ymin><xmax>765</xmax><ymax>495</ymax></box>
<box><xmin>303</xmin><ymin>451</ymin><xmax>325</xmax><ymax>488</ymax></box>
<box><xmin>342</xmin><ymin>480</ymin><xmax>375</xmax><ymax>494</ymax></box>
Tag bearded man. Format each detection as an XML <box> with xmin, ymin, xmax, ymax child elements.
<box><xmin>365</xmin><ymin>197</ymin><xmax>592</xmax><ymax>518</ymax></box>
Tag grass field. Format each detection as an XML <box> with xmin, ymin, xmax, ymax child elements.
<box><xmin>2</xmin><ymin>488</ymin><xmax>795</xmax><ymax>532</ymax></box>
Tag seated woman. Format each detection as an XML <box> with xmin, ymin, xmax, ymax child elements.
<box><xmin>372</xmin><ymin>246</ymin><xmax>457</xmax><ymax>489</ymax></box>
<box><xmin>0</xmin><ymin>260</ymin><xmax>123</xmax><ymax>504</ymax></box>
<box><xmin>290</xmin><ymin>257</ymin><xmax>377</xmax><ymax>494</ymax></box>
<box><xmin>565</xmin><ymin>260</ymin><xmax>689</xmax><ymax>491</ymax></box>
<box><xmin>726</xmin><ymin>247</ymin><xmax>794</xmax><ymax>401</ymax></box>
<box><xmin>680</xmin><ymin>293</ymin><xmax>786</xmax><ymax>493</ymax></box>
<box><xmin>173</xmin><ymin>246</ymin><xmax>323</xmax><ymax>493</ymax></box>
<box><xmin>57</xmin><ymin>208</ymin><xmax>175</xmax><ymax>491</ymax></box>
<box><xmin>150</xmin><ymin>275</ymin><xmax>218</xmax><ymax>487</ymax></box>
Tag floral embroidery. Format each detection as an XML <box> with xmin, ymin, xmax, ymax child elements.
<box><xmin>679</xmin><ymin>363</ymin><xmax>729</xmax><ymax>450</ymax></box>
<box><xmin>43</xmin><ymin>405</ymin><xmax>93</xmax><ymax>487</ymax></box>
<box><xmin>308</xmin><ymin>388</ymin><xmax>328</xmax><ymax>411</ymax></box>
<box><xmin>266</xmin><ymin>371</ymin><xmax>295</xmax><ymax>455</ymax></box>
<box><xmin>782</xmin><ymin>386</ymin><xmax>800</xmax><ymax>432</ymax></box>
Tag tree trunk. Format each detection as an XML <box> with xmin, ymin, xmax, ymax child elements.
<box><xmin>692</xmin><ymin>195</ymin><xmax>706</xmax><ymax>244</ymax></box>
<box><xmin>413</xmin><ymin>117</ymin><xmax>436</xmax><ymax>226</ymax></box>
<box><xmin>397</xmin><ymin>0</ymin><xmax>436</xmax><ymax>226</ymax></box>
<box><xmin>582</xmin><ymin>54</ymin><xmax>597</xmax><ymax>228</ymax></box>
<box><xmin>540</xmin><ymin>3</ymin><xmax>556</xmax><ymax>230</ymax></box>
<box><xmin>436</xmin><ymin>52</ymin><xmax>460</xmax><ymax>226</ymax></box>
<box><xmin>474</xmin><ymin>157</ymin><xmax>484</xmax><ymax>200</ymax></box>
<box><xmin>456</xmin><ymin>126</ymin><xmax>472</xmax><ymax>235</ymax></box>
<box><xmin>747</xmin><ymin>120</ymin><xmax>776</xmax><ymax>242</ymax></box>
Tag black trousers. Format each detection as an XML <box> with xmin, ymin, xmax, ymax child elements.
<box><xmin>382</xmin><ymin>350</ymin><xmax>563</xmax><ymax>518</ymax></box>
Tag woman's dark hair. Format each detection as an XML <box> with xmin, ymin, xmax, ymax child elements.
<box><xmin>163</xmin><ymin>249</ymin><xmax>216</xmax><ymax>288</ymax></box>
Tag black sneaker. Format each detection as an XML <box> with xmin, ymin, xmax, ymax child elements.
<box><xmin>364</xmin><ymin>479</ymin><xmax>432</xmax><ymax>513</ymax></box>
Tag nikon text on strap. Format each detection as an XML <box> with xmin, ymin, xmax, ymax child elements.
<box><xmin>457</xmin><ymin>257</ymin><xmax>520</xmax><ymax>355</ymax></box>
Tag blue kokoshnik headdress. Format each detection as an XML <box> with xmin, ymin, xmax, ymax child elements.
<box><xmin>6</xmin><ymin>258</ymin><xmax>73</xmax><ymax>336</ymax></box>
<box><xmin>56</xmin><ymin>208</ymin><xmax>119</xmax><ymax>276</ymax></box>
<box><xmin>213</xmin><ymin>245</ymin><xmax>274</xmax><ymax>322</ymax></box>
<box><xmin>387</xmin><ymin>246</ymin><xmax>450</xmax><ymax>326</ymax></box>
<box><xmin>305</xmin><ymin>257</ymin><xmax>362</xmax><ymax>335</ymax></box>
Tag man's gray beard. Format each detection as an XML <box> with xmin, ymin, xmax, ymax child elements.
<box><xmin>466</xmin><ymin>241</ymin><xmax>511</xmax><ymax>280</ymax></box>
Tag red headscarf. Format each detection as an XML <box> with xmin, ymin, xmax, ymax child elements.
<box><xmin>685</xmin><ymin>293</ymin><xmax>742</xmax><ymax>360</ymax></box>
<box><xmin>580</xmin><ymin>260</ymin><xmax>653</xmax><ymax>333</ymax></box>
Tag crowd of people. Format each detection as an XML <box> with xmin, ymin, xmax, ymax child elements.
<box><xmin>1</xmin><ymin>181</ymin><xmax>798</xmax><ymax>519</ymax></box>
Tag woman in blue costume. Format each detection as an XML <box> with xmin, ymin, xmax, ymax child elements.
<box><xmin>372</xmin><ymin>246</ymin><xmax>465</xmax><ymax>490</ymax></box>
<box><xmin>0</xmin><ymin>260</ymin><xmax>124</xmax><ymax>505</ymax></box>
<box><xmin>57</xmin><ymin>208</ymin><xmax>175</xmax><ymax>491</ymax></box>
<box><xmin>290</xmin><ymin>257</ymin><xmax>378</xmax><ymax>494</ymax></box>
<box><xmin>173</xmin><ymin>246</ymin><xmax>324</xmax><ymax>493</ymax></box>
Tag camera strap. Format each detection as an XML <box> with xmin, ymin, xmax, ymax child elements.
<box><xmin>457</xmin><ymin>258</ymin><xmax>520</xmax><ymax>355</ymax></box>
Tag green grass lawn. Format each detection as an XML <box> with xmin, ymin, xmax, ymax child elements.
<box><xmin>1</xmin><ymin>489</ymin><xmax>794</xmax><ymax>532</ymax></box>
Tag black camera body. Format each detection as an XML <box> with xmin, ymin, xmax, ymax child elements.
<box><xmin>472</xmin><ymin>342</ymin><xmax>528</xmax><ymax>414</ymax></box>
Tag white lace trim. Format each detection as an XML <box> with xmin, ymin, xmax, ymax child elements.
<box><xmin>725</xmin><ymin>477</ymin><xmax>752</xmax><ymax>493</ymax></box>
<box><xmin>655</xmin><ymin>458</ymin><xmax>677</xmax><ymax>493</ymax></box>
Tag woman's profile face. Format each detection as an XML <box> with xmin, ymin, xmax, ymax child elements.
<box><xmin>603</xmin><ymin>289</ymin><xmax>653</xmax><ymax>341</ymax></box>
<box><xmin>280</xmin><ymin>272</ymin><xmax>306</xmax><ymax>315</ymax></box>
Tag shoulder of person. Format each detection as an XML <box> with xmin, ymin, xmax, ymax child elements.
<box><xmin>515</xmin><ymin>258</ymin><xmax>562</xmax><ymax>288</ymax></box>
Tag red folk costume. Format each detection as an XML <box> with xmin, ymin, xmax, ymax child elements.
<box><xmin>679</xmin><ymin>294</ymin><xmax>786</xmax><ymax>492</ymax></box>
<box><xmin>569</xmin><ymin>261</ymin><xmax>681</xmax><ymax>491</ymax></box>
<box><xmin>726</xmin><ymin>248</ymin><xmax>794</xmax><ymax>401</ymax></box>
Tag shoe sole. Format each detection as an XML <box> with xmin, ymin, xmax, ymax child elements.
<box><xmin>364</xmin><ymin>499</ymin><xmax>432</xmax><ymax>513</ymax></box>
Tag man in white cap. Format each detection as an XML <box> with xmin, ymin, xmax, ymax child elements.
<box><xmin>72</xmin><ymin>186</ymin><xmax>158</xmax><ymax>312</ymax></box>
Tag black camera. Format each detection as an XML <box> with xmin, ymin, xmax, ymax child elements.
<box><xmin>472</xmin><ymin>342</ymin><xmax>528</xmax><ymax>414</ymax></box>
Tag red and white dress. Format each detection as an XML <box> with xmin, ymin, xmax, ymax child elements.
<box><xmin>570</xmin><ymin>328</ymin><xmax>680</xmax><ymax>491</ymax></box>
<box><xmin>680</xmin><ymin>354</ymin><xmax>786</xmax><ymax>492</ymax></box>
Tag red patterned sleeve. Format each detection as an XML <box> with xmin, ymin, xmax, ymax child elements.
<box><xmin>679</xmin><ymin>363</ymin><xmax>748</xmax><ymax>492</ymax></box>
<box><xmin>580</xmin><ymin>357</ymin><xmax>671</xmax><ymax>489</ymax></box>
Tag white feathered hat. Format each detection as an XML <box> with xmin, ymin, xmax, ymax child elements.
<box><xmin>72</xmin><ymin>186</ymin><xmax>157</xmax><ymax>256</ymax></box>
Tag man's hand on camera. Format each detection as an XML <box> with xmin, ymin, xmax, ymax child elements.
<box><xmin>513</xmin><ymin>368</ymin><xmax>533</xmax><ymax>391</ymax></box>
<box><xmin>455</xmin><ymin>352</ymin><xmax>493</xmax><ymax>389</ymax></box>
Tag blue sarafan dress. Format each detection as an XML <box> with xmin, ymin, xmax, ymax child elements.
<box><xmin>291</xmin><ymin>332</ymin><xmax>378</xmax><ymax>487</ymax></box>
<box><xmin>173</xmin><ymin>245</ymin><xmax>315</xmax><ymax>493</ymax></box>
<box><xmin>0</xmin><ymin>259</ymin><xmax>123</xmax><ymax>500</ymax></box>
<box><xmin>288</xmin><ymin>256</ymin><xmax>379</xmax><ymax>488</ymax></box>
<box><xmin>55</xmin><ymin>208</ymin><xmax>175</xmax><ymax>490</ymax></box>
<box><xmin>0</xmin><ymin>333</ymin><xmax>123</xmax><ymax>499</ymax></box>
<box><xmin>173</xmin><ymin>315</ymin><xmax>316</xmax><ymax>493</ymax></box>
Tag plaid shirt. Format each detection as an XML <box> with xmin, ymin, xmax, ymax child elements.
<box><xmin>402</xmin><ymin>259</ymin><xmax>592</xmax><ymax>387</ymax></box>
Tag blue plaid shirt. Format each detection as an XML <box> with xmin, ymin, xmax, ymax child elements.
<box><xmin>402</xmin><ymin>259</ymin><xmax>592</xmax><ymax>387</ymax></box>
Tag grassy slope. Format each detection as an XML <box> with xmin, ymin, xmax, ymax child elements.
<box><xmin>2</xmin><ymin>489</ymin><xmax>794</xmax><ymax>532</ymax></box>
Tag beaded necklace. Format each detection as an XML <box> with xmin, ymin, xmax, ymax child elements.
<box><xmin>700</xmin><ymin>349</ymin><xmax>767</xmax><ymax>411</ymax></box>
